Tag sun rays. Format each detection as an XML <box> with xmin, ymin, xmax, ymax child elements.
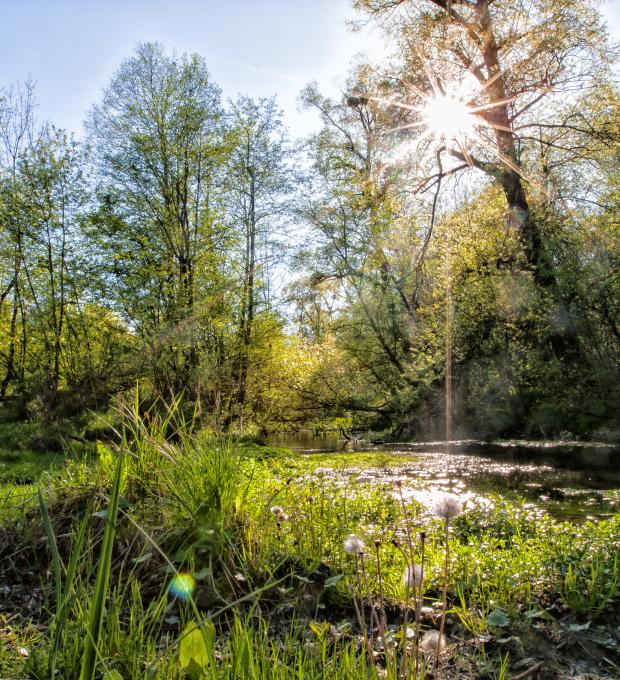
<box><xmin>420</xmin><ymin>91</ymin><xmax>476</xmax><ymax>144</ymax></box>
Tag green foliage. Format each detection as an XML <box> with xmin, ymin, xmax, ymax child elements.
<box><xmin>0</xmin><ymin>417</ymin><xmax>618</xmax><ymax>679</ymax></box>
<box><xmin>80</xmin><ymin>453</ymin><xmax>123</xmax><ymax>680</ymax></box>
<box><xmin>547</xmin><ymin>514</ymin><xmax>620</xmax><ymax>616</ymax></box>
<box><xmin>1</xmin><ymin>6</ymin><xmax>620</xmax><ymax>675</ymax></box>
<box><xmin>179</xmin><ymin>621</ymin><xmax>215</xmax><ymax>678</ymax></box>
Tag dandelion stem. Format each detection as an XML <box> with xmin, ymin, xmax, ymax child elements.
<box><xmin>436</xmin><ymin>519</ymin><xmax>450</xmax><ymax>674</ymax></box>
<box><xmin>414</xmin><ymin>532</ymin><xmax>426</xmax><ymax>680</ymax></box>
<box><xmin>393</xmin><ymin>539</ymin><xmax>412</xmax><ymax>679</ymax></box>
<box><xmin>398</xmin><ymin>484</ymin><xmax>417</xmax><ymax>570</ymax></box>
<box><xmin>402</xmin><ymin>577</ymin><xmax>410</xmax><ymax>680</ymax></box>
<box><xmin>374</xmin><ymin>541</ymin><xmax>390</xmax><ymax>667</ymax></box>
<box><xmin>354</xmin><ymin>553</ymin><xmax>372</xmax><ymax>664</ymax></box>
<box><xmin>359</xmin><ymin>553</ymin><xmax>378</xmax><ymax>664</ymax></box>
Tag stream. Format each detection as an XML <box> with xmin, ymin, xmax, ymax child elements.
<box><xmin>267</xmin><ymin>433</ymin><xmax>620</xmax><ymax>521</ymax></box>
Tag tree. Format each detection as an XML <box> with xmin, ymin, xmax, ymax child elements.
<box><xmin>355</xmin><ymin>0</ymin><xmax>617</xmax><ymax>290</ymax></box>
<box><xmin>87</xmin><ymin>42</ymin><xmax>229</xmax><ymax>397</ymax></box>
<box><xmin>0</xmin><ymin>80</ymin><xmax>35</xmax><ymax>403</ymax></box>
<box><xmin>223</xmin><ymin>96</ymin><xmax>291</xmax><ymax>426</ymax></box>
<box><xmin>16</xmin><ymin>127</ymin><xmax>88</xmax><ymax>408</ymax></box>
<box><xmin>0</xmin><ymin>106</ymin><xmax>129</xmax><ymax>415</ymax></box>
<box><xmin>295</xmin><ymin>80</ymin><xmax>426</xmax><ymax>425</ymax></box>
<box><xmin>295</xmin><ymin>53</ymin><xmax>620</xmax><ymax>437</ymax></box>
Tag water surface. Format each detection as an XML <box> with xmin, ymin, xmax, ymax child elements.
<box><xmin>268</xmin><ymin>433</ymin><xmax>620</xmax><ymax>520</ymax></box>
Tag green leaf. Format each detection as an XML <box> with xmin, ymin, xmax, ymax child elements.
<box><xmin>38</xmin><ymin>486</ymin><xmax>63</xmax><ymax>614</ymax></box>
<box><xmin>102</xmin><ymin>671</ymin><xmax>123</xmax><ymax>680</ymax></box>
<box><xmin>487</xmin><ymin>609</ymin><xmax>510</xmax><ymax>627</ymax></box>
<box><xmin>309</xmin><ymin>620</ymin><xmax>330</xmax><ymax>639</ymax></box>
<box><xmin>80</xmin><ymin>454</ymin><xmax>124</xmax><ymax>680</ymax></box>
<box><xmin>525</xmin><ymin>608</ymin><xmax>555</xmax><ymax>622</ymax></box>
<box><xmin>324</xmin><ymin>574</ymin><xmax>344</xmax><ymax>588</ymax></box>
<box><xmin>132</xmin><ymin>552</ymin><xmax>153</xmax><ymax>564</ymax></box>
<box><xmin>179</xmin><ymin>620</ymin><xmax>214</xmax><ymax>676</ymax></box>
<box><xmin>186</xmin><ymin>659</ymin><xmax>205</xmax><ymax>680</ymax></box>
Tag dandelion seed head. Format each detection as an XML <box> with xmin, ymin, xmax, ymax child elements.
<box><xmin>431</xmin><ymin>492</ymin><xmax>464</xmax><ymax>520</ymax></box>
<box><xmin>270</xmin><ymin>505</ymin><xmax>283</xmax><ymax>516</ymax></box>
<box><xmin>402</xmin><ymin>563</ymin><xmax>423</xmax><ymax>590</ymax></box>
<box><xmin>421</xmin><ymin>629</ymin><xmax>446</xmax><ymax>655</ymax></box>
<box><xmin>343</xmin><ymin>535</ymin><xmax>365</xmax><ymax>554</ymax></box>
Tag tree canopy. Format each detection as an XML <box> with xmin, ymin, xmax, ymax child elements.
<box><xmin>0</xmin><ymin>4</ymin><xmax>619</xmax><ymax>439</ymax></box>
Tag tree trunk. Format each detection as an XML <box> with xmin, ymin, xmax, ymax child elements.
<box><xmin>236</xmin><ymin>171</ymin><xmax>257</xmax><ymax>419</ymax></box>
<box><xmin>476</xmin><ymin>0</ymin><xmax>554</xmax><ymax>290</ymax></box>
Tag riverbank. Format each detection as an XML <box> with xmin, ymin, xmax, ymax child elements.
<box><xmin>0</xmin><ymin>422</ymin><xmax>619</xmax><ymax>678</ymax></box>
<box><xmin>267</xmin><ymin>434</ymin><xmax>620</xmax><ymax>521</ymax></box>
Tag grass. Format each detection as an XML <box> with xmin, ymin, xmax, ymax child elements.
<box><xmin>0</xmin><ymin>448</ymin><xmax>66</xmax><ymax>484</ymax></box>
<box><xmin>0</xmin><ymin>411</ymin><xmax>106</xmax><ymax>484</ymax></box>
<box><xmin>0</xmin><ymin>406</ymin><xmax>618</xmax><ymax>679</ymax></box>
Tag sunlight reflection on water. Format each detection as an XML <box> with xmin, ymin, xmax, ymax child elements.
<box><xmin>270</xmin><ymin>433</ymin><xmax>620</xmax><ymax>521</ymax></box>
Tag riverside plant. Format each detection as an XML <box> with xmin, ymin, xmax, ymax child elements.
<box><xmin>341</xmin><ymin>490</ymin><xmax>463</xmax><ymax>679</ymax></box>
<box><xmin>11</xmin><ymin>403</ymin><xmax>617</xmax><ymax>679</ymax></box>
<box><xmin>343</xmin><ymin>535</ymin><xmax>374</xmax><ymax>664</ymax></box>
<box><xmin>0</xmin><ymin>393</ymin><xmax>601</xmax><ymax>680</ymax></box>
<box><xmin>431</xmin><ymin>492</ymin><xmax>464</xmax><ymax>674</ymax></box>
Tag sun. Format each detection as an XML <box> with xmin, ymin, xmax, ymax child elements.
<box><xmin>421</xmin><ymin>93</ymin><xmax>476</xmax><ymax>143</ymax></box>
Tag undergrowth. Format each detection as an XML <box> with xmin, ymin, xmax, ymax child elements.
<box><xmin>0</xmin><ymin>399</ymin><xmax>618</xmax><ymax>679</ymax></box>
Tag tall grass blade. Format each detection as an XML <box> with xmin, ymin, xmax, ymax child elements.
<box><xmin>79</xmin><ymin>452</ymin><xmax>123</xmax><ymax>680</ymax></box>
<box><xmin>38</xmin><ymin>485</ymin><xmax>63</xmax><ymax>607</ymax></box>
<box><xmin>51</xmin><ymin>509</ymin><xmax>90</xmax><ymax>677</ymax></box>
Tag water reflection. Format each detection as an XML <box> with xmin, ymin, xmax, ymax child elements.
<box><xmin>267</xmin><ymin>433</ymin><xmax>620</xmax><ymax>520</ymax></box>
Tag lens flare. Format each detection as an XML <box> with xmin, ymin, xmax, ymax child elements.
<box><xmin>168</xmin><ymin>572</ymin><xmax>196</xmax><ymax>600</ymax></box>
<box><xmin>421</xmin><ymin>93</ymin><xmax>475</xmax><ymax>142</ymax></box>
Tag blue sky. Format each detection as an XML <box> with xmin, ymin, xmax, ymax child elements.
<box><xmin>1</xmin><ymin>0</ymin><xmax>619</xmax><ymax>139</ymax></box>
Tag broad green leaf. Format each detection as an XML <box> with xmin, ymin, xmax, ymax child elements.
<box><xmin>103</xmin><ymin>671</ymin><xmax>123</xmax><ymax>680</ymax></box>
<box><xmin>324</xmin><ymin>574</ymin><xmax>344</xmax><ymax>588</ymax></box>
<box><xmin>525</xmin><ymin>608</ymin><xmax>555</xmax><ymax>621</ymax></box>
<box><xmin>487</xmin><ymin>609</ymin><xmax>510</xmax><ymax>627</ymax></box>
<box><xmin>179</xmin><ymin>620</ymin><xmax>214</xmax><ymax>676</ymax></box>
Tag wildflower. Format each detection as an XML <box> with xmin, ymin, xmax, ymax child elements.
<box><xmin>343</xmin><ymin>535</ymin><xmax>365</xmax><ymax>554</ymax></box>
<box><xmin>402</xmin><ymin>563</ymin><xmax>423</xmax><ymax>590</ymax></box>
<box><xmin>431</xmin><ymin>492</ymin><xmax>463</xmax><ymax>520</ymax></box>
<box><xmin>313</xmin><ymin>467</ymin><xmax>332</xmax><ymax>476</ymax></box>
<box><xmin>421</xmin><ymin>629</ymin><xmax>445</xmax><ymax>655</ymax></box>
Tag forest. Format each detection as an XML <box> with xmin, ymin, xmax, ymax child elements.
<box><xmin>1</xmin><ymin>1</ymin><xmax>619</xmax><ymax>679</ymax></box>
